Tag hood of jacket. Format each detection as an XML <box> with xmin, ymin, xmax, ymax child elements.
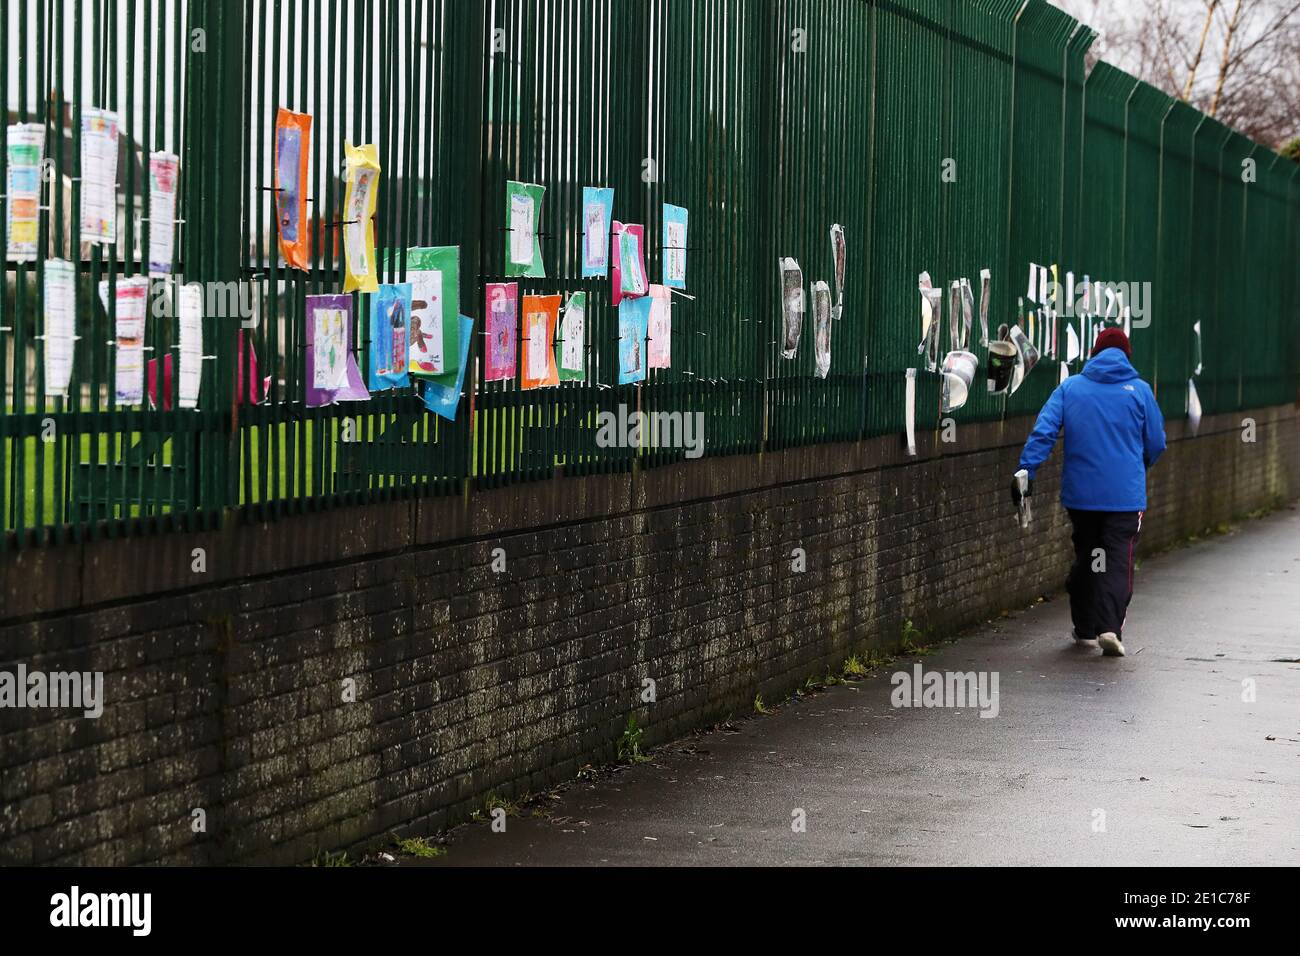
<box><xmin>1082</xmin><ymin>346</ymin><xmax>1138</xmax><ymax>384</ymax></box>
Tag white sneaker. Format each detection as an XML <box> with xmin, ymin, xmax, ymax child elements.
<box><xmin>1072</xmin><ymin>629</ymin><xmax>1098</xmax><ymax>645</ymax></box>
<box><xmin>1098</xmin><ymin>632</ymin><xmax>1125</xmax><ymax>657</ymax></box>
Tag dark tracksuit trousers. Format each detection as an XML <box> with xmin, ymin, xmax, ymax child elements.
<box><xmin>1066</xmin><ymin>509</ymin><xmax>1143</xmax><ymax>640</ymax></box>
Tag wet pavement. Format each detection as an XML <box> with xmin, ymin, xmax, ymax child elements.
<box><xmin>423</xmin><ymin>507</ymin><xmax>1300</xmax><ymax>866</ymax></box>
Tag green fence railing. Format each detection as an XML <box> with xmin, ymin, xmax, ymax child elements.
<box><xmin>3</xmin><ymin>0</ymin><xmax>1298</xmax><ymax>548</ymax></box>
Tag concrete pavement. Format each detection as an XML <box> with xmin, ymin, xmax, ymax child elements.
<box><xmin>422</xmin><ymin>507</ymin><xmax>1300</xmax><ymax>866</ymax></box>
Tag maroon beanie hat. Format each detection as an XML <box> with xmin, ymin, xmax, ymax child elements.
<box><xmin>1091</xmin><ymin>327</ymin><xmax>1132</xmax><ymax>358</ymax></box>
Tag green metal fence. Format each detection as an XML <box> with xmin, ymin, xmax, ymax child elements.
<box><xmin>3</xmin><ymin>0</ymin><xmax>1298</xmax><ymax>547</ymax></box>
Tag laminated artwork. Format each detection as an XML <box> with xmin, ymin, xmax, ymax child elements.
<box><xmin>940</xmin><ymin>350</ymin><xmax>979</xmax><ymax>413</ymax></box>
<box><xmin>987</xmin><ymin>340</ymin><xmax>1016</xmax><ymax>395</ymax></box>
<box><xmin>1059</xmin><ymin>361</ymin><xmax>1070</xmax><ymax>385</ymax></box>
<box><xmin>948</xmin><ymin>281</ymin><xmax>962</xmax><ymax>352</ymax></box>
<box><xmin>1066</xmin><ymin>322</ymin><xmax>1080</xmax><ymax>363</ymax></box>
<box><xmin>80</xmin><ymin>109</ymin><xmax>119</xmax><ymax>245</ymax></box>
<box><xmin>1007</xmin><ymin>324</ymin><xmax>1040</xmax><ymax>395</ymax></box>
<box><xmin>42</xmin><ymin>259</ymin><xmax>77</xmax><ymax>398</ymax></box>
<box><xmin>959</xmin><ymin>277</ymin><xmax>974</xmax><ymax>352</ymax></box>
<box><xmin>558</xmin><ymin>291</ymin><xmax>587</xmax><ymax>381</ymax></box>
<box><xmin>647</xmin><ymin>285</ymin><xmax>671</xmax><ymax>370</ymax></box>
<box><xmin>112</xmin><ymin>277</ymin><xmax>149</xmax><ymax>405</ymax></box>
<box><xmin>177</xmin><ymin>282</ymin><xmax>204</xmax><ymax>409</ymax></box>
<box><xmin>147</xmin><ymin>152</ymin><xmax>180</xmax><ymax>276</ymax></box>
<box><xmin>342</xmin><ymin>142</ymin><xmax>381</xmax><ymax>293</ymax></box>
<box><xmin>399</xmin><ymin>246</ymin><xmax>459</xmax><ymax>384</ymax></box>
<box><xmin>581</xmin><ymin>187</ymin><xmax>613</xmax><ymax>278</ymax></box>
<box><xmin>369</xmin><ymin>282</ymin><xmax>412</xmax><ymax>390</ymax></box>
<box><xmin>780</xmin><ymin>257</ymin><xmax>805</xmax><ymax>359</ymax></box>
<box><xmin>506</xmin><ymin>180</ymin><xmax>545</xmax><ymax>278</ymax></box>
<box><xmin>484</xmin><ymin>282</ymin><xmax>518</xmax><ymax>382</ymax></box>
<box><xmin>662</xmin><ymin>203</ymin><xmax>689</xmax><ymax>290</ymax></box>
<box><xmin>306</xmin><ymin>294</ymin><xmax>369</xmax><ymax>407</ymax></box>
<box><xmin>618</xmin><ymin>296</ymin><xmax>651</xmax><ymax>385</ymax></box>
<box><xmin>520</xmin><ymin>294</ymin><xmax>560</xmax><ymax>389</ymax></box>
<box><xmin>611</xmin><ymin>221</ymin><xmax>648</xmax><ymax>303</ymax></box>
<box><xmin>811</xmin><ymin>280</ymin><xmax>832</xmax><ymax>379</ymax></box>
<box><xmin>1186</xmin><ymin>378</ymin><xmax>1202</xmax><ymax>437</ymax></box>
<box><xmin>905</xmin><ymin>368</ymin><xmax>918</xmax><ymax>457</ymax></box>
<box><xmin>273</xmin><ymin>109</ymin><xmax>311</xmax><ymax>271</ymax></box>
<box><xmin>1192</xmin><ymin>320</ymin><xmax>1202</xmax><ymax>376</ymax></box>
<box><xmin>917</xmin><ymin>271</ymin><xmax>941</xmax><ymax>373</ymax></box>
<box><xmin>6</xmin><ymin>123</ymin><xmax>44</xmax><ymax>262</ymax></box>
<box><xmin>978</xmin><ymin>267</ymin><xmax>991</xmax><ymax>347</ymax></box>
<box><xmin>422</xmin><ymin>314</ymin><xmax>474</xmax><ymax>422</ymax></box>
<box><xmin>1024</xmin><ymin>262</ymin><xmax>1038</xmax><ymax>303</ymax></box>
<box><xmin>830</xmin><ymin>224</ymin><xmax>846</xmax><ymax>320</ymax></box>
<box><xmin>1015</xmin><ymin>469</ymin><xmax>1033</xmax><ymax>530</ymax></box>
<box><xmin>1037</xmin><ymin>264</ymin><xmax>1050</xmax><ymax>307</ymax></box>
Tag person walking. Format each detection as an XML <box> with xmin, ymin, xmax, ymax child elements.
<box><xmin>1011</xmin><ymin>328</ymin><xmax>1167</xmax><ymax>657</ymax></box>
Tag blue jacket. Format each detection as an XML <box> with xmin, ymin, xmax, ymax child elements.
<box><xmin>1019</xmin><ymin>348</ymin><xmax>1166</xmax><ymax>511</ymax></box>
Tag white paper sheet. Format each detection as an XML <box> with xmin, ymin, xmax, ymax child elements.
<box><xmin>408</xmin><ymin>269</ymin><xmax>445</xmax><ymax>374</ymax></box>
<box><xmin>43</xmin><ymin>259</ymin><xmax>76</xmax><ymax>397</ymax></box>
<box><xmin>510</xmin><ymin>194</ymin><xmax>535</xmax><ymax>266</ymax></box>
<box><xmin>561</xmin><ymin>297</ymin><xmax>585</xmax><ymax>372</ymax></box>
<box><xmin>6</xmin><ymin>123</ymin><xmax>44</xmax><ymax>262</ymax></box>
<box><xmin>148</xmin><ymin>152</ymin><xmax>179</xmax><ymax>276</ymax></box>
<box><xmin>178</xmin><ymin>283</ymin><xmax>203</xmax><ymax>408</ymax></box>
<box><xmin>584</xmin><ymin>202</ymin><xmax>606</xmax><ymax>269</ymax></box>
<box><xmin>527</xmin><ymin>309</ymin><xmax>548</xmax><ymax>378</ymax></box>
<box><xmin>80</xmin><ymin>109</ymin><xmax>120</xmax><ymax>246</ymax></box>
<box><xmin>113</xmin><ymin>278</ymin><xmax>149</xmax><ymax>404</ymax></box>
<box><xmin>313</xmin><ymin>307</ymin><xmax>349</xmax><ymax>390</ymax></box>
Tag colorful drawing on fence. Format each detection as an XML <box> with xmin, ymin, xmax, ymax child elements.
<box><xmin>612</xmin><ymin>221</ymin><xmax>647</xmax><ymax>303</ymax></box>
<box><xmin>80</xmin><ymin>109</ymin><xmax>119</xmax><ymax>245</ymax></box>
<box><xmin>559</xmin><ymin>291</ymin><xmax>586</xmax><ymax>381</ymax></box>
<box><xmin>342</xmin><ymin>142</ymin><xmax>380</xmax><ymax>293</ymax></box>
<box><xmin>506</xmin><ymin>180</ymin><xmax>545</xmax><ymax>277</ymax></box>
<box><xmin>812</xmin><ymin>280</ymin><xmax>832</xmax><ymax>378</ymax></box>
<box><xmin>147</xmin><ymin>152</ymin><xmax>180</xmax><ymax>276</ymax></box>
<box><xmin>369</xmin><ymin>282</ymin><xmax>412</xmax><ymax>390</ymax></box>
<box><xmin>400</xmin><ymin>246</ymin><xmax>460</xmax><ymax>385</ymax></box>
<box><xmin>520</xmin><ymin>294</ymin><xmax>560</xmax><ymax>389</ymax></box>
<box><xmin>780</xmin><ymin>257</ymin><xmax>804</xmax><ymax>359</ymax></box>
<box><xmin>582</xmin><ymin>187</ymin><xmax>613</xmax><ymax>278</ymax></box>
<box><xmin>830</xmin><ymin>224</ymin><xmax>846</xmax><ymax>320</ymax></box>
<box><xmin>42</xmin><ymin>259</ymin><xmax>76</xmax><ymax>398</ymax></box>
<box><xmin>485</xmin><ymin>282</ymin><xmax>518</xmax><ymax>382</ymax></box>
<box><xmin>5</xmin><ymin>123</ymin><xmax>43</xmax><ymax>262</ymax></box>
<box><xmin>110</xmin><ymin>277</ymin><xmax>149</xmax><ymax>405</ymax></box>
<box><xmin>274</xmin><ymin>109</ymin><xmax>311</xmax><ymax>271</ymax></box>
<box><xmin>177</xmin><ymin>283</ymin><xmax>204</xmax><ymax>409</ymax></box>
<box><xmin>648</xmin><ymin>284</ymin><xmax>671</xmax><ymax>369</ymax></box>
<box><xmin>662</xmin><ymin>203</ymin><xmax>689</xmax><ymax>290</ymax></box>
<box><xmin>306</xmin><ymin>294</ymin><xmax>369</xmax><ymax>407</ymax></box>
<box><xmin>421</xmin><ymin>314</ymin><xmax>474</xmax><ymax>422</ymax></box>
<box><xmin>618</xmin><ymin>296</ymin><xmax>650</xmax><ymax>385</ymax></box>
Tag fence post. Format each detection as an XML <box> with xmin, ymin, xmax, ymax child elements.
<box><xmin>182</xmin><ymin>0</ymin><xmax>246</xmax><ymax>524</ymax></box>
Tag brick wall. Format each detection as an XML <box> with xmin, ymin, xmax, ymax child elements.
<box><xmin>1</xmin><ymin>403</ymin><xmax>1297</xmax><ymax>865</ymax></box>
